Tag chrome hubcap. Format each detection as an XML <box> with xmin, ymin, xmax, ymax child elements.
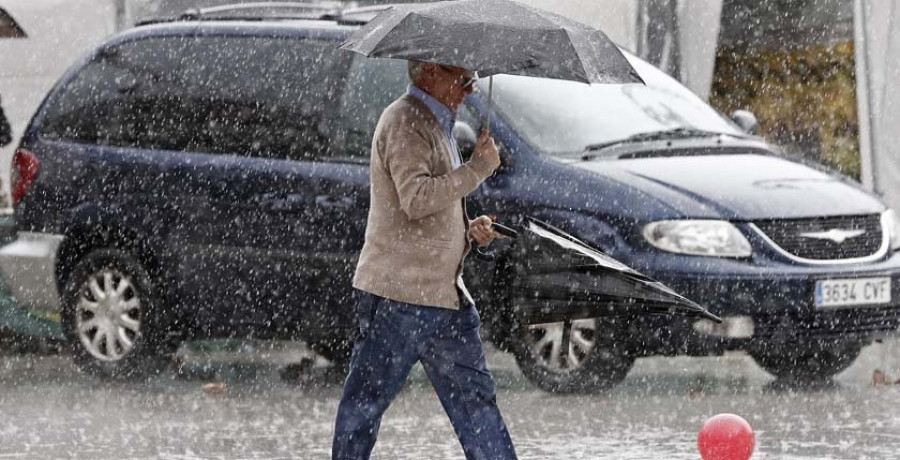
<box><xmin>76</xmin><ymin>269</ymin><xmax>141</xmax><ymax>361</ymax></box>
<box><xmin>525</xmin><ymin>319</ymin><xmax>597</xmax><ymax>373</ymax></box>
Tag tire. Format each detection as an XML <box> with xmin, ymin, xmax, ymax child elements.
<box><xmin>60</xmin><ymin>248</ymin><xmax>175</xmax><ymax>380</ymax></box>
<box><xmin>511</xmin><ymin>318</ymin><xmax>635</xmax><ymax>393</ymax></box>
<box><xmin>748</xmin><ymin>342</ymin><xmax>862</xmax><ymax>381</ymax></box>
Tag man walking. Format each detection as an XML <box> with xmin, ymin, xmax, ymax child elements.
<box><xmin>332</xmin><ymin>60</ymin><xmax>517</xmax><ymax>460</ymax></box>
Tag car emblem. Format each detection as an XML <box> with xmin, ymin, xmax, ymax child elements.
<box><xmin>798</xmin><ymin>228</ymin><xmax>866</xmax><ymax>244</ymax></box>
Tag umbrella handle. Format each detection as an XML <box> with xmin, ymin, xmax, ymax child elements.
<box><xmin>491</xmin><ymin>222</ymin><xmax>518</xmax><ymax>239</ymax></box>
<box><xmin>472</xmin><ymin>221</ymin><xmax>517</xmax><ymax>261</ymax></box>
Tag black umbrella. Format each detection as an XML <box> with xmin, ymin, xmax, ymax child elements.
<box><xmin>339</xmin><ymin>0</ymin><xmax>644</xmax><ymax>84</ymax></box>
<box><xmin>490</xmin><ymin>218</ymin><xmax>721</xmax><ymax>325</ymax></box>
<box><xmin>0</xmin><ymin>8</ymin><xmax>26</xmax><ymax>39</ymax></box>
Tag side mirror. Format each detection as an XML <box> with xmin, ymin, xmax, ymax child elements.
<box><xmin>453</xmin><ymin>121</ymin><xmax>478</xmax><ymax>161</ymax></box>
<box><xmin>97</xmin><ymin>46</ymin><xmax>120</xmax><ymax>61</ymax></box>
<box><xmin>731</xmin><ymin>110</ymin><xmax>759</xmax><ymax>135</ymax></box>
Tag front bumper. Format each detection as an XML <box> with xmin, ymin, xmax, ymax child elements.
<box><xmin>626</xmin><ymin>306</ymin><xmax>900</xmax><ymax>357</ymax></box>
<box><xmin>622</xmin><ymin>250</ymin><xmax>900</xmax><ymax>355</ymax></box>
<box><xmin>0</xmin><ymin>232</ymin><xmax>64</xmax><ymax>314</ymax></box>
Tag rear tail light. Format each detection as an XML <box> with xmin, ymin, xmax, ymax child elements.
<box><xmin>12</xmin><ymin>148</ymin><xmax>40</xmax><ymax>205</ymax></box>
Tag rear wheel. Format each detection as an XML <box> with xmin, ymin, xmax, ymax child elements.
<box><xmin>512</xmin><ymin>318</ymin><xmax>634</xmax><ymax>393</ymax></box>
<box><xmin>61</xmin><ymin>249</ymin><xmax>175</xmax><ymax>380</ymax></box>
<box><xmin>748</xmin><ymin>342</ymin><xmax>862</xmax><ymax>381</ymax></box>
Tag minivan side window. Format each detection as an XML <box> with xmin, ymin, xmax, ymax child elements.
<box><xmin>40</xmin><ymin>36</ymin><xmax>343</xmax><ymax>160</ymax></box>
<box><xmin>326</xmin><ymin>56</ymin><xmax>408</xmax><ymax>160</ymax></box>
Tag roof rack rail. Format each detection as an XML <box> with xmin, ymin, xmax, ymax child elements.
<box><xmin>133</xmin><ymin>1</ymin><xmax>389</xmax><ymax>28</ymax></box>
<box><xmin>337</xmin><ymin>4</ymin><xmax>394</xmax><ymax>25</ymax></box>
<box><xmin>178</xmin><ymin>1</ymin><xmax>346</xmax><ymax>21</ymax></box>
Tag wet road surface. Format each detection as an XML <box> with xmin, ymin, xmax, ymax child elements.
<box><xmin>2</xmin><ymin>339</ymin><xmax>900</xmax><ymax>459</ymax></box>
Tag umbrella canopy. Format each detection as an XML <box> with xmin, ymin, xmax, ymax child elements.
<box><xmin>492</xmin><ymin>218</ymin><xmax>721</xmax><ymax>325</ymax></box>
<box><xmin>339</xmin><ymin>0</ymin><xmax>644</xmax><ymax>85</ymax></box>
<box><xmin>0</xmin><ymin>8</ymin><xmax>26</xmax><ymax>39</ymax></box>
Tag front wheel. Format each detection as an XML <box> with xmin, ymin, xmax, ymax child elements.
<box><xmin>511</xmin><ymin>318</ymin><xmax>635</xmax><ymax>393</ymax></box>
<box><xmin>748</xmin><ymin>342</ymin><xmax>862</xmax><ymax>381</ymax></box>
<box><xmin>61</xmin><ymin>249</ymin><xmax>175</xmax><ymax>380</ymax></box>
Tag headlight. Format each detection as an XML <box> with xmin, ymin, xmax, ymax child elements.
<box><xmin>643</xmin><ymin>220</ymin><xmax>752</xmax><ymax>257</ymax></box>
<box><xmin>885</xmin><ymin>209</ymin><xmax>900</xmax><ymax>251</ymax></box>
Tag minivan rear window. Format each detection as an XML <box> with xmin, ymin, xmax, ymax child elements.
<box><xmin>40</xmin><ymin>36</ymin><xmax>343</xmax><ymax>160</ymax></box>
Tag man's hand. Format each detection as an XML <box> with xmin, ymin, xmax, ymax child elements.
<box><xmin>470</xmin><ymin>130</ymin><xmax>500</xmax><ymax>172</ymax></box>
<box><xmin>469</xmin><ymin>215</ymin><xmax>505</xmax><ymax>247</ymax></box>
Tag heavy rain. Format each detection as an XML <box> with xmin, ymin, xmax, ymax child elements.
<box><xmin>1</xmin><ymin>0</ymin><xmax>900</xmax><ymax>459</ymax></box>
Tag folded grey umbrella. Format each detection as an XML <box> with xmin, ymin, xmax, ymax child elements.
<box><xmin>339</xmin><ymin>0</ymin><xmax>644</xmax><ymax>85</ymax></box>
<box><xmin>490</xmin><ymin>218</ymin><xmax>721</xmax><ymax>325</ymax></box>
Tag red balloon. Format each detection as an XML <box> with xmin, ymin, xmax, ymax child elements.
<box><xmin>697</xmin><ymin>413</ymin><xmax>755</xmax><ymax>460</ymax></box>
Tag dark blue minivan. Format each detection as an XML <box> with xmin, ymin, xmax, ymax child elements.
<box><xmin>3</xmin><ymin>5</ymin><xmax>900</xmax><ymax>392</ymax></box>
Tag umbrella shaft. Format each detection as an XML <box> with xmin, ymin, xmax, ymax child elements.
<box><xmin>484</xmin><ymin>76</ymin><xmax>493</xmax><ymax>135</ymax></box>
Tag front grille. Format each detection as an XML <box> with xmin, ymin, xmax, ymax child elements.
<box><xmin>753</xmin><ymin>307</ymin><xmax>900</xmax><ymax>341</ymax></box>
<box><xmin>753</xmin><ymin>214</ymin><xmax>884</xmax><ymax>261</ymax></box>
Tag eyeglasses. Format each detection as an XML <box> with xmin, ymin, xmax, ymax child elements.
<box><xmin>439</xmin><ymin>64</ymin><xmax>478</xmax><ymax>89</ymax></box>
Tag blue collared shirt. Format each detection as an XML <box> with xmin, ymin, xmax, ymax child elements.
<box><xmin>407</xmin><ymin>84</ymin><xmax>462</xmax><ymax>169</ymax></box>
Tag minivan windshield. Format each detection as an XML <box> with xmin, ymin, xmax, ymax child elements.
<box><xmin>484</xmin><ymin>53</ymin><xmax>743</xmax><ymax>155</ymax></box>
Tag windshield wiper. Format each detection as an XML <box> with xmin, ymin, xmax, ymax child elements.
<box><xmin>580</xmin><ymin>128</ymin><xmax>729</xmax><ymax>160</ymax></box>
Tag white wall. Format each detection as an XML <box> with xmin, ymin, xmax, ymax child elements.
<box><xmin>676</xmin><ymin>0</ymin><xmax>722</xmax><ymax>101</ymax></box>
<box><xmin>0</xmin><ymin>0</ymin><xmax>117</xmax><ymax>207</ymax></box>
<box><xmin>855</xmin><ymin>0</ymin><xmax>900</xmax><ymax>211</ymax></box>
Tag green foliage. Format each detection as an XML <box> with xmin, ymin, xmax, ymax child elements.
<box><xmin>710</xmin><ymin>42</ymin><xmax>860</xmax><ymax>179</ymax></box>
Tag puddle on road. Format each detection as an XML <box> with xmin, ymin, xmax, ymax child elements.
<box><xmin>0</xmin><ymin>340</ymin><xmax>899</xmax><ymax>459</ymax></box>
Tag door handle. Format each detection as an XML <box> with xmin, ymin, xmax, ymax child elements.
<box><xmin>256</xmin><ymin>193</ymin><xmax>307</xmax><ymax>211</ymax></box>
<box><xmin>315</xmin><ymin>194</ymin><xmax>354</xmax><ymax>209</ymax></box>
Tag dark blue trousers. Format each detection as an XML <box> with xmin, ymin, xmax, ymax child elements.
<box><xmin>332</xmin><ymin>291</ymin><xmax>517</xmax><ymax>460</ymax></box>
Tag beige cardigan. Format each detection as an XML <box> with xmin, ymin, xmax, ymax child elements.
<box><xmin>352</xmin><ymin>95</ymin><xmax>495</xmax><ymax>309</ymax></box>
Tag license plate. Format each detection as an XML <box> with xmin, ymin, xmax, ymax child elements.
<box><xmin>814</xmin><ymin>277</ymin><xmax>891</xmax><ymax>308</ymax></box>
